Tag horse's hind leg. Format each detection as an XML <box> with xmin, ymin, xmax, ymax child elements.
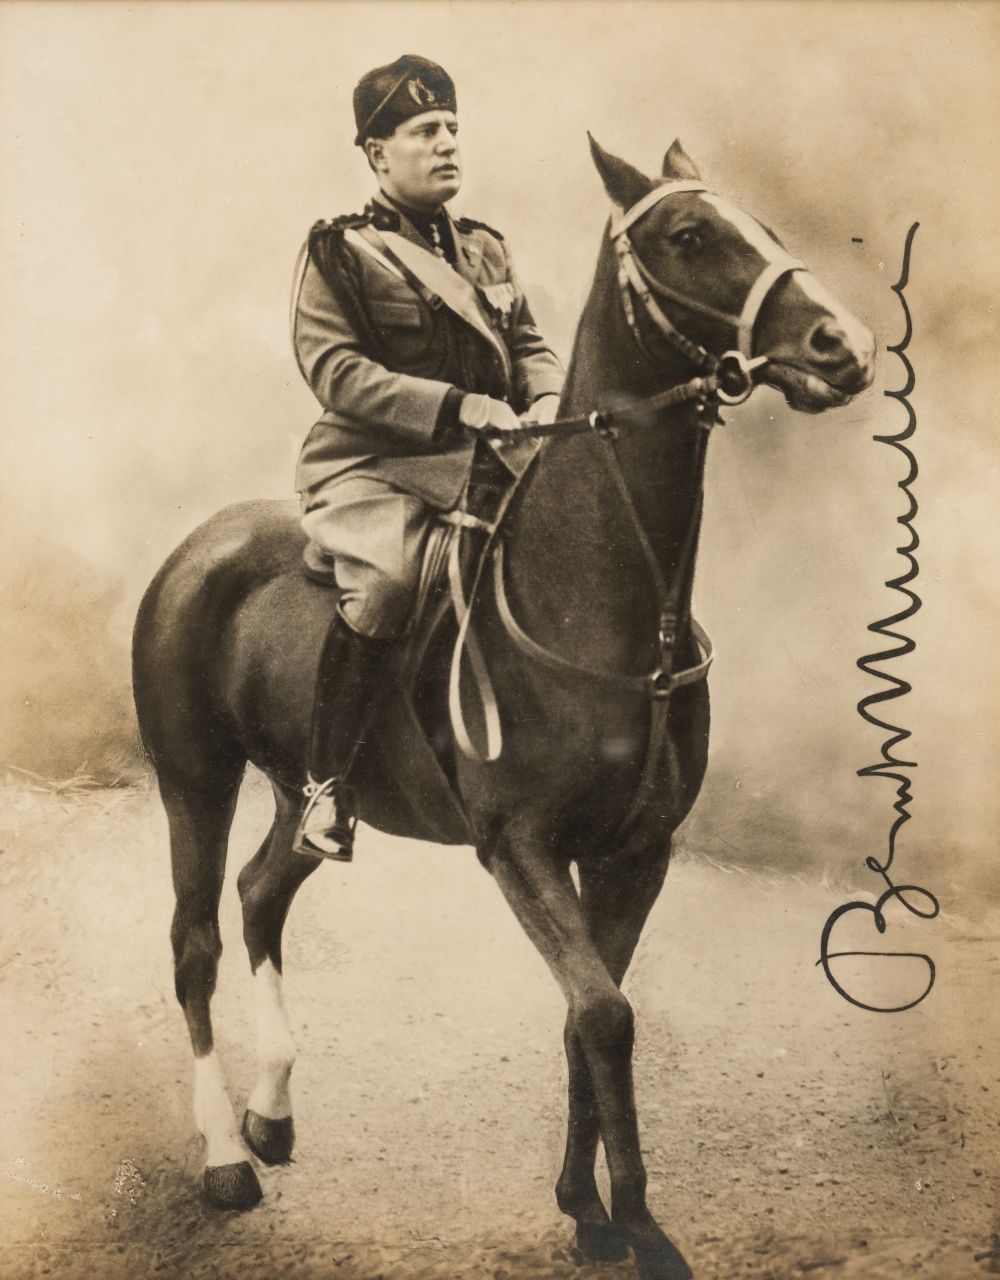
<box><xmin>164</xmin><ymin>771</ymin><xmax>263</xmax><ymax>1210</ymax></box>
<box><xmin>556</xmin><ymin>843</ymin><xmax>671</xmax><ymax>1264</ymax></box>
<box><xmin>237</xmin><ymin>783</ymin><xmax>319</xmax><ymax>1166</ymax></box>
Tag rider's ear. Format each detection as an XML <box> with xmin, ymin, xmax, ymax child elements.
<box><xmin>365</xmin><ymin>138</ymin><xmax>387</xmax><ymax>174</ymax></box>
<box><xmin>588</xmin><ymin>133</ymin><xmax>655</xmax><ymax>211</ymax></box>
<box><xmin>661</xmin><ymin>139</ymin><xmax>701</xmax><ymax>182</ymax></box>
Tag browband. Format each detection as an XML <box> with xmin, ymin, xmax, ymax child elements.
<box><xmin>610</xmin><ymin>181</ymin><xmax>708</xmax><ymax>236</ymax></box>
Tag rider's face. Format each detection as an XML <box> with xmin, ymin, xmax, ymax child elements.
<box><xmin>368</xmin><ymin>110</ymin><xmax>462</xmax><ymax>211</ymax></box>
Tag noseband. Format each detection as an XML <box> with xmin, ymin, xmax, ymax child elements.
<box><xmin>611</xmin><ymin>180</ymin><xmax>806</xmax><ymax>404</ymax></box>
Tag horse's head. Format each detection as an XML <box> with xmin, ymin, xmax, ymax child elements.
<box><xmin>589</xmin><ymin>136</ymin><xmax>875</xmax><ymax>413</ymax></box>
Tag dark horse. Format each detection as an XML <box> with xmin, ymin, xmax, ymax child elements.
<box><xmin>133</xmin><ymin>138</ymin><xmax>873</xmax><ymax>1279</ymax></box>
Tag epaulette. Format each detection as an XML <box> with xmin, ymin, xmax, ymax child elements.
<box><xmin>310</xmin><ymin>210</ymin><xmax>373</xmax><ymax>238</ymax></box>
<box><xmin>455</xmin><ymin>215</ymin><xmax>505</xmax><ymax>241</ymax></box>
<box><xmin>312</xmin><ymin>205</ymin><xmax>405</xmax><ymax>237</ymax></box>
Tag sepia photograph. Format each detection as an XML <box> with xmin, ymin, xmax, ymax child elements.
<box><xmin>1</xmin><ymin>2</ymin><xmax>998</xmax><ymax>1278</ymax></box>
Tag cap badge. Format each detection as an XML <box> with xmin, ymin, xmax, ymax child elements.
<box><xmin>407</xmin><ymin>77</ymin><xmax>439</xmax><ymax>108</ymax></box>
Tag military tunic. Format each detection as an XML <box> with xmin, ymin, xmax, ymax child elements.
<box><xmin>293</xmin><ymin>193</ymin><xmax>564</xmax><ymax>637</ymax></box>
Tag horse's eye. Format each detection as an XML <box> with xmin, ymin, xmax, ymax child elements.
<box><xmin>670</xmin><ymin>227</ymin><xmax>702</xmax><ymax>252</ymax></box>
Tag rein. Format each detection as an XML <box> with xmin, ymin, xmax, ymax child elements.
<box><xmin>446</xmin><ymin>182</ymin><xmax>805</xmax><ymax>835</ymax></box>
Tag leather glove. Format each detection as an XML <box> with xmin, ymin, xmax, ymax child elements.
<box><xmin>458</xmin><ymin>394</ymin><xmax>523</xmax><ymax>436</ymax></box>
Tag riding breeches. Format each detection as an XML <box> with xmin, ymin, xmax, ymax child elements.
<box><xmin>300</xmin><ymin>475</ymin><xmax>434</xmax><ymax>639</ymax></box>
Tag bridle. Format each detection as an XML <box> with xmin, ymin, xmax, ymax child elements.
<box><xmin>610</xmin><ymin>179</ymin><xmax>806</xmax><ymax>407</ymax></box>
<box><xmin>445</xmin><ymin>181</ymin><xmax>810</xmax><ymax>844</ymax></box>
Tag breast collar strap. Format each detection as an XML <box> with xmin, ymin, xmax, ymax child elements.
<box><xmin>610</xmin><ymin>181</ymin><xmax>806</xmax><ymax>362</ymax></box>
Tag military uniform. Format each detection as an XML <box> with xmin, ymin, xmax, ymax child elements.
<box><xmin>293</xmin><ymin>193</ymin><xmax>563</xmax><ymax>636</ymax></box>
<box><xmin>290</xmin><ymin>52</ymin><xmax>563</xmax><ymax>862</ymax></box>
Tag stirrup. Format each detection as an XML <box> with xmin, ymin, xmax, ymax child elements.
<box><xmin>293</xmin><ymin>775</ymin><xmax>357</xmax><ymax>862</ymax></box>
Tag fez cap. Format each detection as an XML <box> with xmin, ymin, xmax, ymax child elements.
<box><xmin>353</xmin><ymin>54</ymin><xmax>457</xmax><ymax>146</ymax></box>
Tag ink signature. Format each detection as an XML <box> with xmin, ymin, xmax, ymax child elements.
<box><xmin>818</xmin><ymin>223</ymin><xmax>940</xmax><ymax>1013</ymax></box>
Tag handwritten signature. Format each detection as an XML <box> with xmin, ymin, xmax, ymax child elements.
<box><xmin>818</xmin><ymin>223</ymin><xmax>940</xmax><ymax>1014</ymax></box>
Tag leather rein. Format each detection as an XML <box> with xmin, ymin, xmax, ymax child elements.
<box><xmin>446</xmin><ymin>181</ymin><xmax>806</xmax><ymax>829</ymax></box>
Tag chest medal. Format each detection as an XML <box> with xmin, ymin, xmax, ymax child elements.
<box><xmin>481</xmin><ymin>281</ymin><xmax>515</xmax><ymax>329</ymax></box>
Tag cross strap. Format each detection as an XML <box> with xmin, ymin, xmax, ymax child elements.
<box><xmin>352</xmin><ymin>224</ymin><xmax>513</xmax><ymax>377</ymax></box>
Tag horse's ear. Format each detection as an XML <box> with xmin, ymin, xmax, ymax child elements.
<box><xmin>662</xmin><ymin>139</ymin><xmax>701</xmax><ymax>181</ymax></box>
<box><xmin>588</xmin><ymin>133</ymin><xmax>655</xmax><ymax>211</ymax></box>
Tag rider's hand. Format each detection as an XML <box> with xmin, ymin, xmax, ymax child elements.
<box><xmin>458</xmin><ymin>394</ymin><xmax>522</xmax><ymax>436</ymax></box>
<box><xmin>521</xmin><ymin>394</ymin><xmax>560</xmax><ymax>427</ymax></box>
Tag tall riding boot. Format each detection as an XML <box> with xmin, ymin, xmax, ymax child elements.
<box><xmin>293</xmin><ymin>611</ymin><xmax>396</xmax><ymax>862</ymax></box>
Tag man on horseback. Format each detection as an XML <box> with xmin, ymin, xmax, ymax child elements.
<box><xmin>291</xmin><ymin>54</ymin><xmax>564</xmax><ymax>862</ymax></box>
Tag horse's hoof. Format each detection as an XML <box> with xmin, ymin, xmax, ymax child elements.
<box><xmin>202</xmin><ymin>1161</ymin><xmax>263</xmax><ymax>1210</ymax></box>
<box><xmin>241</xmin><ymin>1109</ymin><xmax>295</xmax><ymax>1165</ymax></box>
<box><xmin>630</xmin><ymin>1231</ymin><xmax>692</xmax><ymax>1280</ymax></box>
<box><xmin>575</xmin><ymin>1220</ymin><xmax>629</xmax><ymax>1262</ymax></box>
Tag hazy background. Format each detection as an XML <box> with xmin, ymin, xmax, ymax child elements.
<box><xmin>1</xmin><ymin>0</ymin><xmax>997</xmax><ymax>899</ymax></box>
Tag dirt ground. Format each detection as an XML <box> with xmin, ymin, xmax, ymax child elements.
<box><xmin>1</xmin><ymin>772</ymin><xmax>997</xmax><ymax>1280</ymax></box>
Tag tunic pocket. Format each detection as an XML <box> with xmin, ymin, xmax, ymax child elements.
<box><xmin>369</xmin><ymin>298</ymin><xmax>433</xmax><ymax>369</ymax></box>
<box><xmin>370</xmin><ymin>300</ymin><xmax>423</xmax><ymax>330</ymax></box>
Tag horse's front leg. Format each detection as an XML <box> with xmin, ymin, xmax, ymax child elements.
<box><xmin>556</xmin><ymin>842</ymin><xmax>671</xmax><ymax>1262</ymax></box>
<box><xmin>487</xmin><ymin>838</ymin><xmax>689</xmax><ymax>1280</ymax></box>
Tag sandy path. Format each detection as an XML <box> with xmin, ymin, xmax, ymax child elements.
<box><xmin>1</xmin><ymin>776</ymin><xmax>997</xmax><ymax>1280</ymax></box>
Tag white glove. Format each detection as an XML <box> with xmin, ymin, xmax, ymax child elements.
<box><xmin>521</xmin><ymin>394</ymin><xmax>561</xmax><ymax>426</ymax></box>
<box><xmin>458</xmin><ymin>394</ymin><xmax>522</xmax><ymax>435</ymax></box>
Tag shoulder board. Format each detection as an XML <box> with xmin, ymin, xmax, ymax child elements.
<box><xmin>455</xmin><ymin>216</ymin><xmax>505</xmax><ymax>242</ymax></box>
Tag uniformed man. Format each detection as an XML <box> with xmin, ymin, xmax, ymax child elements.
<box><xmin>291</xmin><ymin>54</ymin><xmax>564</xmax><ymax>862</ymax></box>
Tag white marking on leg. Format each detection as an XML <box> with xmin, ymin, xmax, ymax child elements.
<box><xmin>193</xmin><ymin>1051</ymin><xmax>247</xmax><ymax>1168</ymax></box>
<box><xmin>247</xmin><ymin>960</ymin><xmax>296</xmax><ymax>1120</ymax></box>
